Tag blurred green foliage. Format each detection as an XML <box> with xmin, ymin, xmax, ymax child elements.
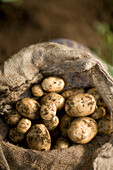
<box><xmin>0</xmin><ymin>0</ymin><xmax>22</xmax><ymax>2</ymax></box>
<box><xmin>94</xmin><ymin>21</ymin><xmax>113</xmax><ymax>65</ymax></box>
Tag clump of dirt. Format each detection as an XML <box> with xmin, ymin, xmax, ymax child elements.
<box><xmin>0</xmin><ymin>0</ymin><xmax>112</xmax><ymax>64</ymax></box>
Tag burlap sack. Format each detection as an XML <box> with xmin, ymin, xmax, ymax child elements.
<box><xmin>0</xmin><ymin>40</ymin><xmax>113</xmax><ymax>170</ymax></box>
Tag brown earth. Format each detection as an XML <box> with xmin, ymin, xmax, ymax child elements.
<box><xmin>0</xmin><ymin>0</ymin><xmax>112</xmax><ymax>64</ymax></box>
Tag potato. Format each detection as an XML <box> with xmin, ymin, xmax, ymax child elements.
<box><xmin>41</xmin><ymin>76</ymin><xmax>65</xmax><ymax>92</ymax></box>
<box><xmin>44</xmin><ymin>116</ymin><xmax>59</xmax><ymax>131</ymax></box>
<box><xmin>31</xmin><ymin>84</ymin><xmax>44</xmax><ymax>98</ymax></box>
<box><xmin>90</xmin><ymin>107</ymin><xmax>106</xmax><ymax>119</ymax></box>
<box><xmin>67</xmin><ymin>117</ymin><xmax>97</xmax><ymax>144</ymax></box>
<box><xmin>17</xmin><ymin>118</ymin><xmax>31</xmax><ymax>134</ymax></box>
<box><xmin>97</xmin><ymin>114</ymin><xmax>112</xmax><ymax>135</ymax></box>
<box><xmin>61</xmin><ymin>88</ymin><xmax>85</xmax><ymax>99</ymax></box>
<box><xmin>65</xmin><ymin>93</ymin><xmax>96</xmax><ymax>117</ymax></box>
<box><xmin>87</xmin><ymin>88</ymin><xmax>100</xmax><ymax>102</ymax></box>
<box><xmin>40</xmin><ymin>100</ymin><xmax>57</xmax><ymax>120</ymax></box>
<box><xmin>41</xmin><ymin>93</ymin><xmax>65</xmax><ymax>110</ymax></box>
<box><xmin>60</xmin><ymin>113</ymin><xmax>73</xmax><ymax>137</ymax></box>
<box><xmin>9</xmin><ymin>127</ymin><xmax>25</xmax><ymax>143</ymax></box>
<box><xmin>55</xmin><ymin>137</ymin><xmax>70</xmax><ymax>149</ymax></box>
<box><xmin>26</xmin><ymin>124</ymin><xmax>51</xmax><ymax>151</ymax></box>
<box><xmin>16</xmin><ymin>98</ymin><xmax>40</xmax><ymax>120</ymax></box>
<box><xmin>4</xmin><ymin>109</ymin><xmax>21</xmax><ymax>125</ymax></box>
<box><xmin>97</xmin><ymin>98</ymin><xmax>107</xmax><ymax>107</ymax></box>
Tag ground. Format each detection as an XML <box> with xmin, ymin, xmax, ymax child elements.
<box><xmin>0</xmin><ymin>0</ymin><xmax>112</xmax><ymax>64</ymax></box>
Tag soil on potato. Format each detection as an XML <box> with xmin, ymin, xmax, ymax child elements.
<box><xmin>0</xmin><ymin>0</ymin><xmax>112</xmax><ymax>64</ymax></box>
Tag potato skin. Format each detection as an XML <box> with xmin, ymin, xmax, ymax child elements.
<box><xmin>60</xmin><ymin>113</ymin><xmax>73</xmax><ymax>137</ymax></box>
<box><xmin>9</xmin><ymin>127</ymin><xmax>25</xmax><ymax>143</ymax></box>
<box><xmin>41</xmin><ymin>93</ymin><xmax>65</xmax><ymax>110</ymax></box>
<box><xmin>61</xmin><ymin>88</ymin><xmax>85</xmax><ymax>99</ymax></box>
<box><xmin>16</xmin><ymin>98</ymin><xmax>40</xmax><ymax>120</ymax></box>
<box><xmin>65</xmin><ymin>93</ymin><xmax>96</xmax><ymax>117</ymax></box>
<box><xmin>55</xmin><ymin>137</ymin><xmax>70</xmax><ymax>149</ymax></box>
<box><xmin>44</xmin><ymin>116</ymin><xmax>59</xmax><ymax>131</ymax></box>
<box><xmin>97</xmin><ymin>114</ymin><xmax>112</xmax><ymax>135</ymax></box>
<box><xmin>40</xmin><ymin>100</ymin><xmax>57</xmax><ymax>120</ymax></box>
<box><xmin>41</xmin><ymin>76</ymin><xmax>65</xmax><ymax>92</ymax></box>
<box><xmin>17</xmin><ymin>118</ymin><xmax>31</xmax><ymax>134</ymax></box>
<box><xmin>4</xmin><ymin>109</ymin><xmax>21</xmax><ymax>125</ymax></box>
<box><xmin>26</xmin><ymin>124</ymin><xmax>51</xmax><ymax>151</ymax></box>
<box><xmin>87</xmin><ymin>88</ymin><xmax>100</xmax><ymax>102</ymax></box>
<box><xmin>90</xmin><ymin>107</ymin><xmax>106</xmax><ymax>120</ymax></box>
<box><xmin>31</xmin><ymin>84</ymin><xmax>44</xmax><ymax>98</ymax></box>
<box><xmin>67</xmin><ymin>117</ymin><xmax>97</xmax><ymax>144</ymax></box>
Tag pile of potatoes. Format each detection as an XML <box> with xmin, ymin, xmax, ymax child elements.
<box><xmin>4</xmin><ymin>76</ymin><xmax>112</xmax><ymax>151</ymax></box>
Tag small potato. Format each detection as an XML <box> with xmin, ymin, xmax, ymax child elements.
<box><xmin>41</xmin><ymin>76</ymin><xmax>65</xmax><ymax>92</ymax></box>
<box><xmin>55</xmin><ymin>137</ymin><xmax>70</xmax><ymax>149</ymax></box>
<box><xmin>60</xmin><ymin>113</ymin><xmax>74</xmax><ymax>137</ymax></box>
<box><xmin>87</xmin><ymin>88</ymin><xmax>100</xmax><ymax>102</ymax></box>
<box><xmin>97</xmin><ymin>114</ymin><xmax>112</xmax><ymax>135</ymax></box>
<box><xmin>67</xmin><ymin>117</ymin><xmax>97</xmax><ymax>144</ymax></box>
<box><xmin>41</xmin><ymin>93</ymin><xmax>65</xmax><ymax>110</ymax></box>
<box><xmin>44</xmin><ymin>116</ymin><xmax>59</xmax><ymax>131</ymax></box>
<box><xmin>4</xmin><ymin>109</ymin><xmax>21</xmax><ymax>125</ymax></box>
<box><xmin>65</xmin><ymin>93</ymin><xmax>96</xmax><ymax>117</ymax></box>
<box><xmin>61</xmin><ymin>88</ymin><xmax>85</xmax><ymax>99</ymax></box>
<box><xmin>90</xmin><ymin>107</ymin><xmax>106</xmax><ymax>119</ymax></box>
<box><xmin>17</xmin><ymin>118</ymin><xmax>31</xmax><ymax>134</ymax></box>
<box><xmin>9</xmin><ymin>127</ymin><xmax>25</xmax><ymax>143</ymax></box>
<box><xmin>31</xmin><ymin>84</ymin><xmax>44</xmax><ymax>98</ymax></box>
<box><xmin>97</xmin><ymin>98</ymin><xmax>107</xmax><ymax>107</ymax></box>
<box><xmin>40</xmin><ymin>100</ymin><xmax>57</xmax><ymax>120</ymax></box>
<box><xmin>16</xmin><ymin>98</ymin><xmax>40</xmax><ymax>120</ymax></box>
<box><xmin>26</xmin><ymin>124</ymin><xmax>51</xmax><ymax>151</ymax></box>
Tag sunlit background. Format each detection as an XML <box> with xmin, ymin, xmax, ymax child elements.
<box><xmin>0</xmin><ymin>0</ymin><xmax>113</xmax><ymax>64</ymax></box>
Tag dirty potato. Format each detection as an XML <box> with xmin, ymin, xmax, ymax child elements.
<box><xmin>87</xmin><ymin>88</ymin><xmax>100</xmax><ymax>102</ymax></box>
<box><xmin>97</xmin><ymin>114</ymin><xmax>112</xmax><ymax>135</ymax></box>
<box><xmin>17</xmin><ymin>118</ymin><xmax>31</xmax><ymax>134</ymax></box>
<box><xmin>55</xmin><ymin>137</ymin><xmax>70</xmax><ymax>149</ymax></box>
<box><xmin>4</xmin><ymin>109</ymin><xmax>21</xmax><ymax>125</ymax></box>
<box><xmin>16</xmin><ymin>98</ymin><xmax>40</xmax><ymax>120</ymax></box>
<box><xmin>40</xmin><ymin>100</ymin><xmax>57</xmax><ymax>120</ymax></box>
<box><xmin>90</xmin><ymin>107</ymin><xmax>106</xmax><ymax>119</ymax></box>
<box><xmin>41</xmin><ymin>76</ymin><xmax>65</xmax><ymax>92</ymax></box>
<box><xmin>9</xmin><ymin>127</ymin><xmax>25</xmax><ymax>143</ymax></box>
<box><xmin>31</xmin><ymin>84</ymin><xmax>44</xmax><ymax>98</ymax></box>
<box><xmin>65</xmin><ymin>93</ymin><xmax>96</xmax><ymax>117</ymax></box>
<box><xmin>67</xmin><ymin>117</ymin><xmax>97</xmax><ymax>144</ymax></box>
<box><xmin>60</xmin><ymin>113</ymin><xmax>74</xmax><ymax>137</ymax></box>
<box><xmin>41</xmin><ymin>93</ymin><xmax>65</xmax><ymax>110</ymax></box>
<box><xmin>26</xmin><ymin>124</ymin><xmax>51</xmax><ymax>151</ymax></box>
<box><xmin>44</xmin><ymin>116</ymin><xmax>59</xmax><ymax>131</ymax></box>
<box><xmin>61</xmin><ymin>88</ymin><xmax>85</xmax><ymax>99</ymax></box>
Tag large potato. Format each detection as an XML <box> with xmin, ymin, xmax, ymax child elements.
<box><xmin>65</xmin><ymin>93</ymin><xmax>96</xmax><ymax>117</ymax></box>
<box><xmin>67</xmin><ymin>117</ymin><xmax>97</xmax><ymax>144</ymax></box>
<box><xmin>16</xmin><ymin>98</ymin><xmax>40</xmax><ymax>120</ymax></box>
<box><xmin>26</xmin><ymin>124</ymin><xmax>51</xmax><ymax>151</ymax></box>
<box><xmin>41</xmin><ymin>76</ymin><xmax>65</xmax><ymax>92</ymax></box>
<box><xmin>41</xmin><ymin>93</ymin><xmax>65</xmax><ymax>110</ymax></box>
